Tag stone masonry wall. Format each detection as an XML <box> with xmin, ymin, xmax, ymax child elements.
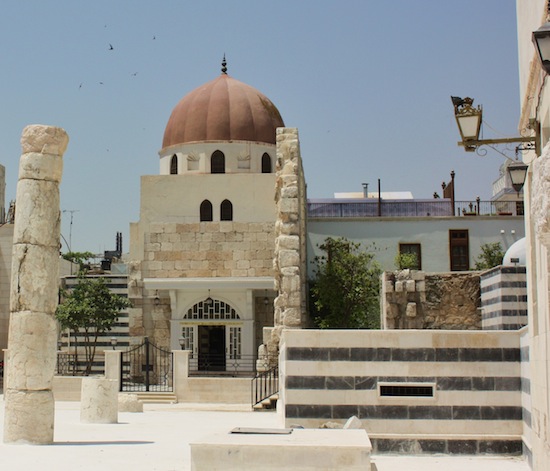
<box><xmin>142</xmin><ymin>221</ymin><xmax>275</xmax><ymax>278</ymax></box>
<box><xmin>381</xmin><ymin>270</ymin><xmax>481</xmax><ymax>330</ymax></box>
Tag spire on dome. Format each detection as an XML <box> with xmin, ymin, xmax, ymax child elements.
<box><xmin>221</xmin><ymin>54</ymin><xmax>228</xmax><ymax>74</ymax></box>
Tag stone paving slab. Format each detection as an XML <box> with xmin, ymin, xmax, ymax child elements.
<box><xmin>0</xmin><ymin>396</ymin><xmax>531</xmax><ymax>470</ymax></box>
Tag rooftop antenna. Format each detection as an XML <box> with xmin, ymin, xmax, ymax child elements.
<box><xmin>62</xmin><ymin>209</ymin><xmax>79</xmax><ymax>252</ymax></box>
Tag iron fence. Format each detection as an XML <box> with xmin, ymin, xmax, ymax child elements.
<box><xmin>56</xmin><ymin>353</ymin><xmax>80</xmax><ymax>376</ymax></box>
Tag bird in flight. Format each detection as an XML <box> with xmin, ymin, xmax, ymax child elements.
<box><xmin>131</xmin><ymin>72</ymin><xmax>138</xmax><ymax>76</ymax></box>
<box><xmin>109</xmin><ymin>44</ymin><xmax>114</xmax><ymax>50</ymax></box>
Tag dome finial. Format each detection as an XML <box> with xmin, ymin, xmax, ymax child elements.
<box><xmin>221</xmin><ymin>54</ymin><xmax>227</xmax><ymax>74</ymax></box>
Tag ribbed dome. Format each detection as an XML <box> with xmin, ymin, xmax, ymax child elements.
<box><xmin>162</xmin><ymin>73</ymin><xmax>284</xmax><ymax>148</ymax></box>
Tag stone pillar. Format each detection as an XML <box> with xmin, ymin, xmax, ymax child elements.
<box><xmin>3</xmin><ymin>125</ymin><xmax>68</xmax><ymax>444</ymax></box>
<box><xmin>104</xmin><ymin>350</ymin><xmax>122</xmax><ymax>387</ymax></box>
<box><xmin>266</xmin><ymin>128</ymin><xmax>307</xmax><ymax>366</ymax></box>
<box><xmin>173</xmin><ymin>349</ymin><xmax>190</xmax><ymax>402</ymax></box>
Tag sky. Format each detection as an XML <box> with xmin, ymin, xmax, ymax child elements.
<box><xmin>0</xmin><ymin>1</ymin><xmax>522</xmax><ymax>255</ymax></box>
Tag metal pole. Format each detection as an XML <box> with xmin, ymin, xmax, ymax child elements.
<box><xmin>145</xmin><ymin>337</ymin><xmax>150</xmax><ymax>392</ymax></box>
<box><xmin>378</xmin><ymin>179</ymin><xmax>382</xmax><ymax>217</ymax></box>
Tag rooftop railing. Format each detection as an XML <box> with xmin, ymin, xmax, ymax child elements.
<box><xmin>307</xmin><ymin>199</ymin><xmax>524</xmax><ymax>218</ymax></box>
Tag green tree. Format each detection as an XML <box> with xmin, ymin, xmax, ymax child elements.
<box><xmin>56</xmin><ymin>275</ymin><xmax>131</xmax><ymax>374</ymax></box>
<box><xmin>310</xmin><ymin>237</ymin><xmax>382</xmax><ymax>329</ymax></box>
<box><xmin>62</xmin><ymin>251</ymin><xmax>95</xmax><ymax>272</ymax></box>
<box><xmin>474</xmin><ymin>242</ymin><xmax>504</xmax><ymax>270</ymax></box>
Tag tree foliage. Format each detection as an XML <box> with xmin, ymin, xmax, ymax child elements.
<box><xmin>62</xmin><ymin>251</ymin><xmax>95</xmax><ymax>271</ymax></box>
<box><xmin>56</xmin><ymin>275</ymin><xmax>131</xmax><ymax>374</ymax></box>
<box><xmin>474</xmin><ymin>242</ymin><xmax>504</xmax><ymax>270</ymax></box>
<box><xmin>395</xmin><ymin>252</ymin><xmax>419</xmax><ymax>270</ymax></box>
<box><xmin>310</xmin><ymin>237</ymin><xmax>382</xmax><ymax>329</ymax></box>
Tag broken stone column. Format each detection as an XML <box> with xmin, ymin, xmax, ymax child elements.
<box><xmin>266</xmin><ymin>128</ymin><xmax>308</xmax><ymax>366</ymax></box>
<box><xmin>80</xmin><ymin>377</ymin><xmax>119</xmax><ymax>423</ymax></box>
<box><xmin>3</xmin><ymin>125</ymin><xmax>68</xmax><ymax>444</ymax></box>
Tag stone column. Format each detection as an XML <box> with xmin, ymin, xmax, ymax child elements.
<box><xmin>266</xmin><ymin>128</ymin><xmax>308</xmax><ymax>366</ymax></box>
<box><xmin>3</xmin><ymin>125</ymin><xmax>68</xmax><ymax>444</ymax></box>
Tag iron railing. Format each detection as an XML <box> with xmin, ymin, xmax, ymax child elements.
<box><xmin>56</xmin><ymin>353</ymin><xmax>82</xmax><ymax>376</ymax></box>
<box><xmin>252</xmin><ymin>366</ymin><xmax>279</xmax><ymax>407</ymax></box>
<box><xmin>307</xmin><ymin>199</ymin><xmax>524</xmax><ymax>218</ymax></box>
<box><xmin>188</xmin><ymin>353</ymin><xmax>257</xmax><ymax>376</ymax></box>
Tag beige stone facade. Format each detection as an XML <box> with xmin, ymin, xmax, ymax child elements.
<box><xmin>142</xmin><ymin>221</ymin><xmax>274</xmax><ymax>279</ymax></box>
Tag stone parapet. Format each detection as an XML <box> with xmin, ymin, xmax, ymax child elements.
<box><xmin>381</xmin><ymin>270</ymin><xmax>481</xmax><ymax>330</ymax></box>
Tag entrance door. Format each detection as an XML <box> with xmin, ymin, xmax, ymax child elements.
<box><xmin>198</xmin><ymin>325</ymin><xmax>226</xmax><ymax>372</ymax></box>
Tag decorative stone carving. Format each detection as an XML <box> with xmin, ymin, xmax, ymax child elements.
<box><xmin>4</xmin><ymin>124</ymin><xmax>68</xmax><ymax>444</ymax></box>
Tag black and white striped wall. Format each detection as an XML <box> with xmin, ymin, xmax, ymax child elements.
<box><xmin>280</xmin><ymin>329</ymin><xmax>523</xmax><ymax>455</ymax></box>
<box><xmin>480</xmin><ymin>266</ymin><xmax>527</xmax><ymax>330</ymax></box>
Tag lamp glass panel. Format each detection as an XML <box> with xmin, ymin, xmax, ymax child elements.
<box><xmin>536</xmin><ymin>32</ymin><xmax>550</xmax><ymax>62</ymax></box>
<box><xmin>508</xmin><ymin>166</ymin><xmax>527</xmax><ymax>186</ymax></box>
<box><xmin>457</xmin><ymin>114</ymin><xmax>480</xmax><ymax>140</ymax></box>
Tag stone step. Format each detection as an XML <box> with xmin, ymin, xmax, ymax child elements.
<box><xmin>253</xmin><ymin>393</ymin><xmax>279</xmax><ymax>411</ymax></box>
<box><xmin>134</xmin><ymin>392</ymin><xmax>177</xmax><ymax>404</ymax></box>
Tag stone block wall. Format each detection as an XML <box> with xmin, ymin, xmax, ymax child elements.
<box><xmin>381</xmin><ymin>270</ymin><xmax>481</xmax><ymax>330</ymax></box>
<box><xmin>279</xmin><ymin>329</ymin><xmax>523</xmax><ymax>455</ymax></box>
<box><xmin>142</xmin><ymin>221</ymin><xmax>275</xmax><ymax>279</ymax></box>
<box><xmin>480</xmin><ymin>266</ymin><xmax>527</xmax><ymax>330</ymax></box>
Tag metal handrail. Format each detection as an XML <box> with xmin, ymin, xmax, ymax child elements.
<box><xmin>251</xmin><ymin>366</ymin><xmax>279</xmax><ymax>407</ymax></box>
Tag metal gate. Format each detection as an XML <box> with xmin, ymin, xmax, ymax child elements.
<box><xmin>120</xmin><ymin>337</ymin><xmax>173</xmax><ymax>392</ymax></box>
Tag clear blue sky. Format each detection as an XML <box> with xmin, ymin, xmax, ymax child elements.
<box><xmin>0</xmin><ymin>1</ymin><xmax>521</xmax><ymax>254</ymax></box>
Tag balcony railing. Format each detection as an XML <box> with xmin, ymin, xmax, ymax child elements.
<box><xmin>307</xmin><ymin>199</ymin><xmax>524</xmax><ymax>218</ymax></box>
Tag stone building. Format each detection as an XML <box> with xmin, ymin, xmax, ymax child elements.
<box><xmin>127</xmin><ymin>62</ymin><xmax>290</xmax><ymax>372</ymax></box>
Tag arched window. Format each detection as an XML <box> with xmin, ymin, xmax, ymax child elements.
<box><xmin>220</xmin><ymin>199</ymin><xmax>233</xmax><ymax>221</ymax></box>
<box><xmin>170</xmin><ymin>155</ymin><xmax>178</xmax><ymax>174</ymax></box>
<box><xmin>261</xmin><ymin>153</ymin><xmax>272</xmax><ymax>173</ymax></box>
<box><xmin>211</xmin><ymin>150</ymin><xmax>225</xmax><ymax>174</ymax></box>
<box><xmin>185</xmin><ymin>299</ymin><xmax>240</xmax><ymax>320</ymax></box>
<box><xmin>200</xmin><ymin>200</ymin><xmax>213</xmax><ymax>222</ymax></box>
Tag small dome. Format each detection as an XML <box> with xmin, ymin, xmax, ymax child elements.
<box><xmin>503</xmin><ymin>238</ymin><xmax>526</xmax><ymax>265</ymax></box>
<box><xmin>162</xmin><ymin>73</ymin><xmax>284</xmax><ymax>148</ymax></box>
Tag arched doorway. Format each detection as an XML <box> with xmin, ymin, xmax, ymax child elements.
<box><xmin>181</xmin><ymin>299</ymin><xmax>241</xmax><ymax>372</ymax></box>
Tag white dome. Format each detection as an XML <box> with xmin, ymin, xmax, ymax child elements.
<box><xmin>503</xmin><ymin>238</ymin><xmax>526</xmax><ymax>266</ymax></box>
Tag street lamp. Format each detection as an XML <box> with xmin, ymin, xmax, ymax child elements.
<box><xmin>533</xmin><ymin>21</ymin><xmax>550</xmax><ymax>74</ymax></box>
<box><xmin>507</xmin><ymin>160</ymin><xmax>529</xmax><ymax>195</ymax></box>
<box><xmin>178</xmin><ymin>337</ymin><xmax>185</xmax><ymax>350</ymax></box>
<box><xmin>451</xmin><ymin>96</ymin><xmax>536</xmax><ymax>153</ymax></box>
<box><xmin>451</xmin><ymin>96</ymin><xmax>482</xmax><ymax>151</ymax></box>
<box><xmin>110</xmin><ymin>337</ymin><xmax>118</xmax><ymax>350</ymax></box>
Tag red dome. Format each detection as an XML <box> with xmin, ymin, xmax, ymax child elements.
<box><xmin>162</xmin><ymin>74</ymin><xmax>284</xmax><ymax>148</ymax></box>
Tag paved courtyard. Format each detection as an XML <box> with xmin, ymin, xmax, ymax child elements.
<box><xmin>0</xmin><ymin>395</ymin><xmax>530</xmax><ymax>470</ymax></box>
